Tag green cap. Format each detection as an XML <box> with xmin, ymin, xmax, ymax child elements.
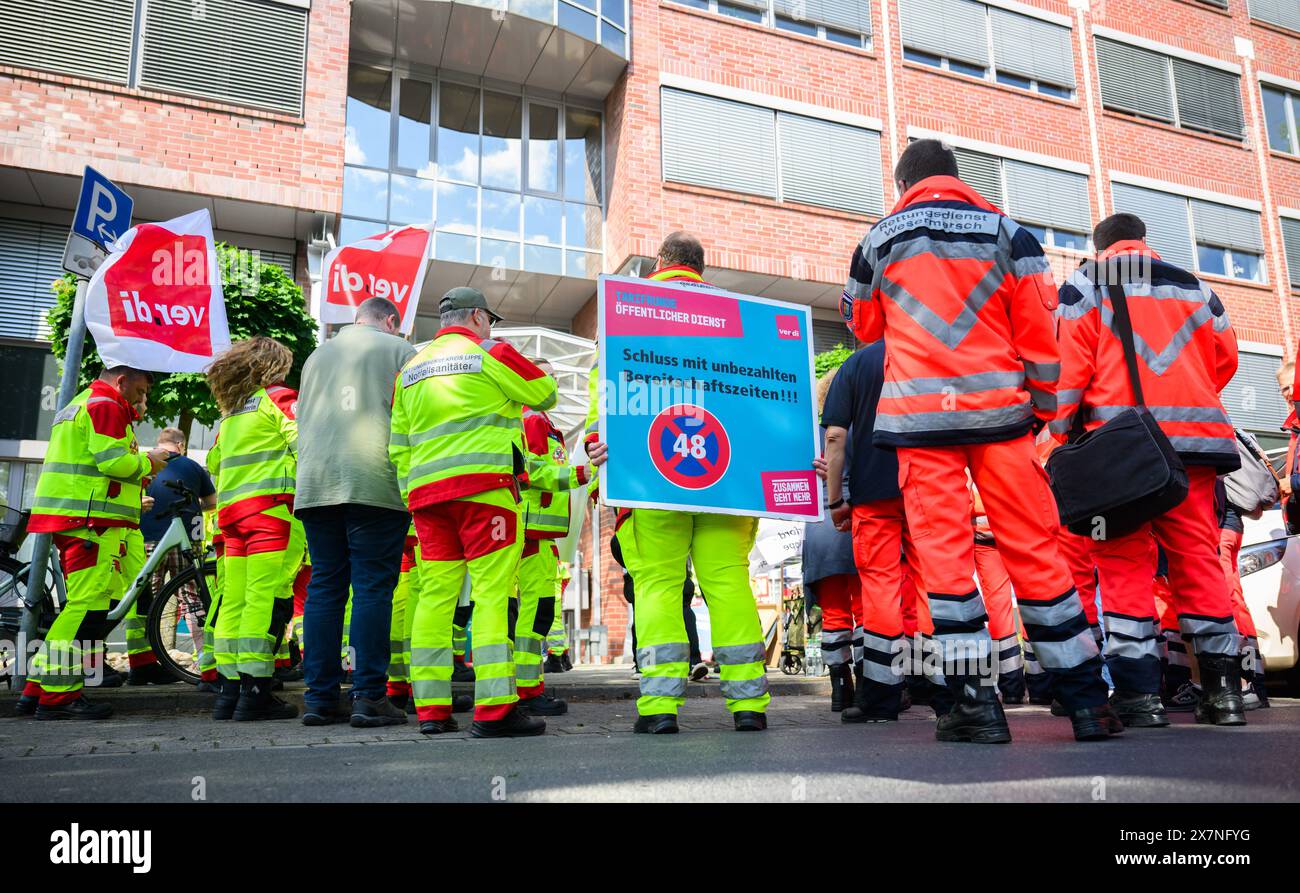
<box><xmin>439</xmin><ymin>286</ymin><xmax>502</xmax><ymax>323</ymax></box>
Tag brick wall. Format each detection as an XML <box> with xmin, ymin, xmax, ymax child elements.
<box><xmin>0</xmin><ymin>0</ymin><xmax>351</xmax><ymax>215</ymax></box>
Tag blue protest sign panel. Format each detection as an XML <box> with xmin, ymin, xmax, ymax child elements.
<box><xmin>597</xmin><ymin>273</ymin><xmax>822</xmax><ymax>521</ymax></box>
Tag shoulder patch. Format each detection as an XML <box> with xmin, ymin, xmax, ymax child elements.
<box><xmin>403</xmin><ymin>353</ymin><xmax>484</xmax><ymax>386</ymax></box>
<box><xmin>230</xmin><ymin>395</ymin><xmax>262</xmax><ymax>416</ymax></box>
<box><xmin>53</xmin><ymin>403</ymin><xmax>82</xmax><ymax>425</ymax></box>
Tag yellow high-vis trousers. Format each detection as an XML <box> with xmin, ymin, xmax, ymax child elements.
<box><xmin>410</xmin><ymin>488</ymin><xmax>523</xmax><ymax>722</ymax></box>
<box><xmin>516</xmin><ymin>539</ymin><xmax>559</xmax><ymax>697</ymax></box>
<box><xmin>618</xmin><ymin>509</ymin><xmax>769</xmax><ymax>717</ymax></box>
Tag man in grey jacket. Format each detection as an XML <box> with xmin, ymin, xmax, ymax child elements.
<box><xmin>295</xmin><ymin>297</ymin><xmax>417</xmax><ymax>728</ymax></box>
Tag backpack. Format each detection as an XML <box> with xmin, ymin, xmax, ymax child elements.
<box><xmin>1222</xmin><ymin>428</ymin><xmax>1279</xmax><ymax>518</ymax></box>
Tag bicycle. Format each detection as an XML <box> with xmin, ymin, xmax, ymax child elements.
<box><xmin>0</xmin><ymin>479</ymin><xmax>217</xmax><ymax>687</ymax></box>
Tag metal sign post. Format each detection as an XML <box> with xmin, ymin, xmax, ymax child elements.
<box><xmin>15</xmin><ymin>168</ymin><xmax>131</xmax><ymax>693</ymax></box>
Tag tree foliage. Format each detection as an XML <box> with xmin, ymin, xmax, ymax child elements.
<box><xmin>46</xmin><ymin>244</ymin><xmax>317</xmax><ymax>433</ymax></box>
<box><xmin>814</xmin><ymin>344</ymin><xmax>854</xmax><ymax>377</ymax></box>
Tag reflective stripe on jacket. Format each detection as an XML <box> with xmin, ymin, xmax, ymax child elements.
<box><xmin>841</xmin><ymin>176</ymin><xmax>1060</xmax><ymax>448</ymax></box>
<box><xmin>1053</xmin><ymin>240</ymin><xmax>1239</xmax><ymax>470</ymax></box>
<box><xmin>522</xmin><ymin>407</ymin><xmax>588</xmax><ymax>538</ymax></box>
<box><xmin>390</xmin><ymin>325</ymin><xmax>557</xmax><ymax>510</ymax></box>
<box><xmin>28</xmin><ymin>380</ymin><xmax>151</xmax><ymax>532</ymax></box>
<box><xmin>214</xmin><ymin>384</ymin><xmax>298</xmax><ymax>527</ymax></box>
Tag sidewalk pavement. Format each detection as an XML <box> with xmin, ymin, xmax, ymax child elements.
<box><xmin>3</xmin><ymin>664</ymin><xmax>830</xmax><ymax>717</ymax></box>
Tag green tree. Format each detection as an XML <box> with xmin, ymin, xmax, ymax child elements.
<box><xmin>46</xmin><ymin>244</ymin><xmax>317</xmax><ymax>437</ymax></box>
<box><xmin>814</xmin><ymin>343</ymin><xmax>854</xmax><ymax>377</ymax></box>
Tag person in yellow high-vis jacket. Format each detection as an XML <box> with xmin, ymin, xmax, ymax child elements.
<box><xmin>391</xmin><ymin>287</ymin><xmax>558</xmax><ymax>738</ymax></box>
<box><xmin>205</xmin><ymin>337</ymin><xmax>303</xmax><ymax>722</ymax></box>
<box><xmin>587</xmin><ymin>232</ymin><xmax>771</xmax><ymax>734</ymax></box>
<box><xmin>515</xmin><ymin>360</ymin><xmax>592</xmax><ymax>715</ymax></box>
<box><xmin>544</xmin><ymin>563</ymin><xmax>572</xmax><ymax>670</ymax></box>
<box><xmin>19</xmin><ymin>366</ymin><xmax>169</xmax><ymax>719</ymax></box>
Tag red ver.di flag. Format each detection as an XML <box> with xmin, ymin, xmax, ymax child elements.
<box><xmin>84</xmin><ymin>208</ymin><xmax>232</xmax><ymax>373</ymax></box>
<box><xmin>321</xmin><ymin>225</ymin><xmax>430</xmax><ymax>334</ymax></box>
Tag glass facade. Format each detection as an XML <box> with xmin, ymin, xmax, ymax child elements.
<box><xmin>342</xmin><ymin>67</ymin><xmax>603</xmax><ymax>277</ymax></box>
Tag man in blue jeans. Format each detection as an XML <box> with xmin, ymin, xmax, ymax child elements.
<box><xmin>293</xmin><ymin>297</ymin><xmax>417</xmax><ymax>727</ymax></box>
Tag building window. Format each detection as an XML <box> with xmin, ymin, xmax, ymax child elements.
<box><xmin>0</xmin><ymin>0</ymin><xmax>308</xmax><ymax>114</ymax></box>
<box><xmin>898</xmin><ymin>0</ymin><xmax>1076</xmax><ymax>99</ymax></box>
<box><xmin>660</xmin><ymin>88</ymin><xmax>884</xmax><ymax>216</ymax></box>
<box><xmin>0</xmin><ymin>218</ymin><xmax>66</xmax><ymax>341</ymax></box>
<box><xmin>947</xmin><ymin>146</ymin><xmax>1091</xmax><ymax>249</ymax></box>
<box><xmin>668</xmin><ymin>0</ymin><xmax>873</xmax><ymax>50</ymax></box>
<box><xmin>1247</xmin><ymin>0</ymin><xmax>1300</xmax><ymax>34</ymax></box>
<box><xmin>1095</xmin><ymin>36</ymin><xmax>1244</xmax><ymax>140</ymax></box>
<box><xmin>1111</xmin><ymin>183</ymin><xmax>1265</xmax><ymax>283</ymax></box>
<box><xmin>1263</xmin><ymin>85</ymin><xmax>1299</xmax><ymax>155</ymax></box>
<box><xmin>341</xmin><ymin>72</ymin><xmax>603</xmax><ymax>278</ymax></box>
<box><xmin>1279</xmin><ymin>216</ymin><xmax>1300</xmax><ymax>288</ymax></box>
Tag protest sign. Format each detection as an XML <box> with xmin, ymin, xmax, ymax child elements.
<box><xmin>597</xmin><ymin>274</ymin><xmax>821</xmax><ymax>521</ymax></box>
<box><xmin>321</xmin><ymin>225</ymin><xmax>430</xmax><ymax>334</ymax></box>
<box><xmin>84</xmin><ymin>208</ymin><xmax>231</xmax><ymax>373</ymax></box>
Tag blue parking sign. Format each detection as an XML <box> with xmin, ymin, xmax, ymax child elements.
<box><xmin>72</xmin><ymin>166</ymin><xmax>133</xmax><ymax>247</ymax></box>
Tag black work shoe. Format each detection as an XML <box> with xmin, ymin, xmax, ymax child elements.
<box><xmin>1049</xmin><ymin>700</ymin><xmax>1069</xmax><ymax>717</ymax></box>
<box><xmin>521</xmin><ymin>692</ymin><xmax>568</xmax><ymax>716</ymax></box>
<box><xmin>452</xmin><ymin>693</ymin><xmax>474</xmax><ymax>713</ymax></box>
<box><xmin>633</xmin><ymin>713</ymin><xmax>680</xmax><ymax>734</ymax></box>
<box><xmin>274</xmin><ymin>665</ymin><xmax>304</xmax><ymax>683</ymax></box>
<box><xmin>89</xmin><ymin>667</ymin><xmax>126</xmax><ymax>688</ymax></box>
<box><xmin>1162</xmin><ymin>681</ymin><xmax>1201</xmax><ymax>713</ymax></box>
<box><xmin>1109</xmin><ymin>691</ymin><xmax>1169</xmax><ymax>728</ymax></box>
<box><xmin>733</xmin><ymin>711</ymin><xmax>767</xmax><ymax>731</ymax></box>
<box><xmin>471</xmin><ymin>706</ymin><xmax>545</xmax><ymax>738</ymax></box>
<box><xmin>935</xmin><ymin>684</ymin><xmax>1011</xmax><ymax>744</ymax></box>
<box><xmin>212</xmin><ymin>681</ymin><xmax>241</xmax><ymax>721</ymax></box>
<box><xmin>1195</xmin><ymin>654</ymin><xmax>1247</xmax><ymax>727</ymax></box>
<box><xmin>561</xmin><ymin>652</ymin><xmax>573</xmax><ymax>671</ymax></box>
<box><xmin>301</xmin><ymin>703</ymin><xmax>349</xmax><ymax>726</ymax></box>
<box><xmin>233</xmin><ymin>680</ymin><xmax>298</xmax><ymax>721</ymax></box>
<box><xmin>350</xmin><ymin>695</ymin><xmax>408</xmax><ymax>728</ymax></box>
<box><xmin>388</xmin><ymin>692</ymin><xmax>410</xmax><ymax>711</ymax></box>
<box><xmin>452</xmin><ymin>661</ymin><xmax>475</xmax><ymax>683</ymax></box>
<box><xmin>13</xmin><ymin>694</ymin><xmax>38</xmax><ymax>716</ymax></box>
<box><xmin>544</xmin><ymin>654</ymin><xmax>565</xmax><ymax>674</ymax></box>
<box><xmin>195</xmin><ymin>680</ymin><xmax>222</xmax><ymax>694</ymax></box>
<box><xmin>1070</xmin><ymin>704</ymin><xmax>1124</xmax><ymax>741</ymax></box>
<box><xmin>420</xmin><ymin>717</ymin><xmax>460</xmax><ymax>735</ymax></box>
<box><xmin>841</xmin><ymin>707</ymin><xmax>895</xmax><ymax>723</ymax></box>
<box><xmin>829</xmin><ymin>664</ymin><xmax>854</xmax><ymax>712</ymax></box>
<box><xmin>127</xmin><ymin>662</ymin><xmax>178</xmax><ymax>685</ymax></box>
<box><xmin>36</xmin><ymin>695</ymin><xmax>113</xmax><ymax>721</ymax></box>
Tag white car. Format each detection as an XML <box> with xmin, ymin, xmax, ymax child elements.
<box><xmin>1240</xmin><ymin>508</ymin><xmax>1300</xmax><ymax>686</ymax></box>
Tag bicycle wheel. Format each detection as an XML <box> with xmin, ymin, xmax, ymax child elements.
<box><xmin>145</xmin><ymin>559</ymin><xmax>215</xmax><ymax>685</ymax></box>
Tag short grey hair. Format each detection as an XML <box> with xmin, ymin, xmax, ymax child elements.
<box><xmin>355</xmin><ymin>296</ymin><xmax>400</xmax><ymax>326</ymax></box>
<box><xmin>440</xmin><ymin>307</ymin><xmax>477</xmax><ymax>327</ymax></box>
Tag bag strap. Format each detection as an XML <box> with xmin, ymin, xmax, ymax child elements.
<box><xmin>1105</xmin><ymin>281</ymin><xmax>1146</xmax><ymax>409</ymax></box>
<box><xmin>1237</xmin><ymin>429</ymin><xmax>1283</xmax><ymax>483</ymax></box>
<box><xmin>1287</xmin><ymin>433</ymin><xmax>1297</xmax><ymax>478</ymax></box>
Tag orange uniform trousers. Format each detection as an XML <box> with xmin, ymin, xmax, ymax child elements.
<box><xmin>897</xmin><ymin>435</ymin><xmax>1106</xmax><ymax>711</ymax></box>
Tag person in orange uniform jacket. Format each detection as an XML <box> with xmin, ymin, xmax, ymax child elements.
<box><xmin>841</xmin><ymin>139</ymin><xmax>1115</xmax><ymax>744</ymax></box>
<box><xmin>1054</xmin><ymin>212</ymin><xmax>1246</xmax><ymax>730</ymax></box>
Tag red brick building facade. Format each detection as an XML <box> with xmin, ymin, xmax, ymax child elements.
<box><xmin>1</xmin><ymin>0</ymin><xmax>1297</xmax><ymax>662</ymax></box>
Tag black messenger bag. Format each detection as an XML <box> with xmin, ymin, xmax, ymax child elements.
<box><xmin>1045</xmin><ymin>281</ymin><xmax>1188</xmax><ymax>540</ymax></box>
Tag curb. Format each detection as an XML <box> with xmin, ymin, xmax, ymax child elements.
<box><xmin>4</xmin><ymin>673</ymin><xmax>831</xmax><ymax>716</ymax></box>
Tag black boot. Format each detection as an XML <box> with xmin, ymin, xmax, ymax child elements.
<box><xmin>633</xmin><ymin>713</ymin><xmax>679</xmax><ymax>734</ymax></box>
<box><xmin>35</xmin><ymin>694</ymin><xmax>113</xmax><ymax>721</ymax></box>
<box><xmin>1070</xmin><ymin>703</ymin><xmax>1125</xmax><ymax>740</ymax></box>
<box><xmin>935</xmin><ymin>681</ymin><xmax>1011</xmax><ymax>744</ymax></box>
<box><xmin>212</xmin><ymin>678</ymin><xmax>241</xmax><ymax>720</ymax></box>
<box><xmin>420</xmin><ymin>716</ymin><xmax>460</xmax><ymax>734</ymax></box>
<box><xmin>452</xmin><ymin>660</ymin><xmax>475</xmax><ymax>683</ymax></box>
<box><xmin>829</xmin><ymin>664</ymin><xmax>854</xmax><ymax>712</ymax></box>
<box><xmin>127</xmin><ymin>662</ymin><xmax>178</xmax><ymax>685</ymax></box>
<box><xmin>452</xmin><ymin>693</ymin><xmax>474</xmax><ymax>713</ymax></box>
<box><xmin>842</xmin><ymin>668</ymin><xmax>900</xmax><ymax>723</ymax></box>
<box><xmin>350</xmin><ymin>694</ymin><xmax>408</xmax><ymax>728</ymax></box>
<box><xmin>233</xmin><ymin>678</ymin><xmax>298</xmax><ymax>721</ymax></box>
<box><xmin>1195</xmin><ymin>654</ymin><xmax>1247</xmax><ymax>726</ymax></box>
<box><xmin>471</xmin><ymin>705</ymin><xmax>545</xmax><ymax>738</ymax></box>
<box><xmin>1109</xmin><ymin>691</ymin><xmax>1169</xmax><ymax>727</ymax></box>
<box><xmin>520</xmin><ymin>691</ymin><xmax>568</xmax><ymax>716</ymax></box>
<box><xmin>733</xmin><ymin>711</ymin><xmax>767</xmax><ymax>731</ymax></box>
<box><xmin>544</xmin><ymin>654</ymin><xmax>565</xmax><ymax>674</ymax></box>
<box><xmin>998</xmin><ymin>667</ymin><xmax>1026</xmax><ymax>705</ymax></box>
<box><xmin>561</xmin><ymin>652</ymin><xmax>573</xmax><ymax>671</ymax></box>
<box><xmin>14</xmin><ymin>694</ymin><xmax>38</xmax><ymax>716</ymax></box>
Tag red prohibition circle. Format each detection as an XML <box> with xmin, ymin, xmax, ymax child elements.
<box><xmin>647</xmin><ymin>404</ymin><xmax>731</xmax><ymax>490</ymax></box>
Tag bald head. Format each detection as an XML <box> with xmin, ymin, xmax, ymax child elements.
<box><xmin>657</xmin><ymin>231</ymin><xmax>704</xmax><ymax>274</ymax></box>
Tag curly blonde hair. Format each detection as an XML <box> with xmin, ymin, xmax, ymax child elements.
<box><xmin>816</xmin><ymin>365</ymin><xmax>840</xmax><ymax>415</ymax></box>
<box><xmin>206</xmin><ymin>336</ymin><xmax>293</xmax><ymax>415</ymax></box>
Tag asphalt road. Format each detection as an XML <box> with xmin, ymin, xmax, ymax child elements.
<box><xmin>2</xmin><ymin>697</ymin><xmax>1296</xmax><ymax>802</ymax></box>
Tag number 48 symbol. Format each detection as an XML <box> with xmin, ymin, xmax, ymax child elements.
<box><xmin>673</xmin><ymin>433</ymin><xmax>707</xmax><ymax>460</ymax></box>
